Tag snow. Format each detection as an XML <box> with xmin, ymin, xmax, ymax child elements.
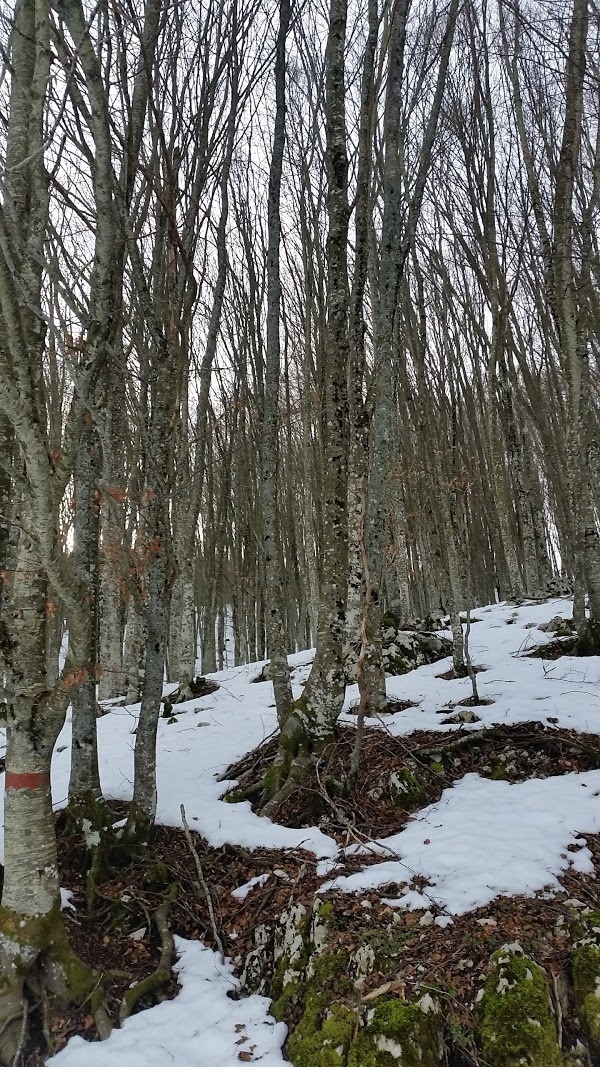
<box><xmin>1</xmin><ymin>595</ymin><xmax>599</xmax><ymax>1064</ymax></box>
<box><xmin>232</xmin><ymin>873</ymin><xmax>272</xmax><ymax>900</ymax></box>
<box><xmin>49</xmin><ymin>938</ymin><xmax>286</xmax><ymax>1066</ymax></box>
<box><xmin>322</xmin><ymin>769</ymin><xmax>600</xmax><ymax>914</ymax></box>
<box><xmin>342</xmin><ymin>599</ymin><xmax>600</xmax><ymax>739</ymax></box>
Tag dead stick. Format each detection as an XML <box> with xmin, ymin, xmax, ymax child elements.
<box><xmin>180</xmin><ymin>803</ymin><xmax>225</xmax><ymax>961</ymax></box>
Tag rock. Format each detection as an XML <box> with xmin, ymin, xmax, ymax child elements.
<box><xmin>287</xmin><ymin>951</ymin><xmax>354</xmax><ymax>1066</ymax></box>
<box><xmin>351</xmin><ymin>943</ymin><xmax>376</xmax><ymax>986</ymax></box>
<box><xmin>476</xmin><ymin>943</ymin><xmax>562</xmax><ymax>1066</ymax></box>
<box><xmin>538</xmin><ymin>615</ymin><xmax>574</xmax><ymax>636</ymax></box>
<box><xmin>441</xmin><ymin>709</ymin><xmax>482</xmax><ymax>724</ymax></box>
<box><xmin>273</xmin><ymin>903</ymin><xmax>308</xmax><ymax>989</ymax></box>
<box><xmin>345</xmin><ymin>613</ymin><xmax>452</xmax><ymax>684</ymax></box>
<box><xmin>544</xmin><ymin>575</ymin><xmax>574</xmax><ymax>596</ymax></box>
<box><xmin>348</xmin><ymin>995</ymin><xmax>444</xmax><ymax>1066</ymax></box>
<box><xmin>388</xmin><ymin>769</ymin><xmax>425</xmax><ymax>809</ymax></box>
<box><xmin>571</xmin><ymin>911</ymin><xmax>600</xmax><ymax>1054</ymax></box>
<box><xmin>240</xmin><ymin>944</ymin><xmax>270</xmax><ymax>994</ymax></box>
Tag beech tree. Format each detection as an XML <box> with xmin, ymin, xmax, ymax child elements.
<box><xmin>0</xmin><ymin>0</ymin><xmax>597</xmax><ymax>1054</ymax></box>
<box><xmin>0</xmin><ymin>0</ymin><xmax>113</xmax><ymax>1050</ymax></box>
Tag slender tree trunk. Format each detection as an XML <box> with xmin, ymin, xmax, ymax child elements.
<box><xmin>262</xmin><ymin>0</ymin><xmax>351</xmax><ymax>811</ymax></box>
<box><xmin>69</xmin><ymin>421</ymin><xmax>102</xmax><ymax>805</ymax></box>
<box><xmin>261</xmin><ymin>0</ymin><xmax>293</xmax><ymax>726</ymax></box>
<box><xmin>123</xmin><ymin>600</ymin><xmax>146</xmax><ymax>704</ymax></box>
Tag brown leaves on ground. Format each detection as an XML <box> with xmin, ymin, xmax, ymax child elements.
<box><xmin>26</xmin><ymin>722</ymin><xmax>600</xmax><ymax>1064</ymax></box>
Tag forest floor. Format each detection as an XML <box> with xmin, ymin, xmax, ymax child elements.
<box><xmin>5</xmin><ymin>596</ymin><xmax>600</xmax><ymax>1065</ymax></box>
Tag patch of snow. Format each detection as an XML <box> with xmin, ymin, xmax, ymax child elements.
<box><xmin>49</xmin><ymin>937</ymin><xmax>286</xmax><ymax>1066</ymax></box>
<box><xmin>1</xmin><ymin>596</ymin><xmax>599</xmax><ymax>1063</ymax></box>
<box><xmin>232</xmin><ymin>873</ymin><xmax>271</xmax><ymax>900</ymax></box>
<box><xmin>60</xmin><ymin>888</ymin><xmax>75</xmax><ymax>911</ymax></box>
<box><xmin>322</xmin><ymin>770</ymin><xmax>600</xmax><ymax>914</ymax></box>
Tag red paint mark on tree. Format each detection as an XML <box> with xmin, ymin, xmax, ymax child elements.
<box><xmin>5</xmin><ymin>771</ymin><xmax>51</xmax><ymax>791</ymax></box>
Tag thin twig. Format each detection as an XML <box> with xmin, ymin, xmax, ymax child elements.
<box><xmin>180</xmin><ymin>803</ymin><xmax>225</xmax><ymax>961</ymax></box>
<box><xmin>11</xmin><ymin>998</ymin><xmax>27</xmax><ymax>1067</ymax></box>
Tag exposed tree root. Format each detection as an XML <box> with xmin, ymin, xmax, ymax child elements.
<box><xmin>0</xmin><ymin>904</ymin><xmax>100</xmax><ymax>1065</ymax></box>
<box><xmin>119</xmin><ymin>900</ymin><xmax>174</xmax><ymax>1023</ymax></box>
<box><xmin>260</xmin><ymin>754</ymin><xmax>312</xmax><ymax>820</ymax></box>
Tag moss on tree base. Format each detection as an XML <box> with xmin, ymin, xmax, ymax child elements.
<box><xmin>0</xmin><ymin>902</ymin><xmax>99</xmax><ymax>1065</ymax></box>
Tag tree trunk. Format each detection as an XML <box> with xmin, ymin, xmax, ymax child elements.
<box><xmin>69</xmin><ymin>422</ymin><xmax>102</xmax><ymax>805</ymax></box>
<box><xmin>0</xmin><ymin>504</ymin><xmax>94</xmax><ymax>1062</ymax></box>
<box><xmin>262</xmin><ymin>0</ymin><xmax>351</xmax><ymax>813</ymax></box>
<box><xmin>261</xmin><ymin>0</ymin><xmax>293</xmax><ymax>727</ymax></box>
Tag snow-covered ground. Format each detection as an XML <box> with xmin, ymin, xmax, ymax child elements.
<box><xmin>52</xmin><ymin>938</ymin><xmax>286</xmax><ymax>1067</ymax></box>
<box><xmin>1</xmin><ymin>596</ymin><xmax>598</xmax><ymax>1065</ymax></box>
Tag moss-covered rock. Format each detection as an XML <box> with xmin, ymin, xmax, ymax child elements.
<box><xmin>352</xmin><ymin>927</ymin><xmax>412</xmax><ymax>983</ymax></box>
<box><xmin>348</xmin><ymin>995</ymin><xmax>444</xmax><ymax>1066</ymax></box>
<box><xmin>306</xmin><ymin>898</ymin><xmax>333</xmax><ymax>976</ymax></box>
<box><xmin>388</xmin><ymin>769</ymin><xmax>425</xmax><ymax>809</ymax></box>
<box><xmin>476</xmin><ymin>943</ymin><xmax>562</xmax><ymax>1066</ymax></box>
<box><xmin>290</xmin><ymin>1000</ymin><xmax>356</xmax><ymax>1066</ymax></box>
<box><xmin>287</xmin><ymin>951</ymin><xmax>353</xmax><ymax>1066</ymax></box>
<box><xmin>345</xmin><ymin>621</ymin><xmax>451</xmax><ymax>683</ymax></box>
<box><xmin>240</xmin><ymin>922</ymin><xmax>273</xmax><ymax>995</ymax></box>
<box><xmin>571</xmin><ymin>911</ymin><xmax>600</xmax><ymax>1052</ymax></box>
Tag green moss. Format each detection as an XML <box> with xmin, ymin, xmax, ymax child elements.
<box><xmin>570</xmin><ymin>910</ymin><xmax>600</xmax><ymax>945</ymax></box>
<box><xmin>572</xmin><ymin>943</ymin><xmax>600</xmax><ymax>1001</ymax></box>
<box><xmin>290</xmin><ymin>1001</ymin><xmax>356</xmax><ymax>1066</ymax></box>
<box><xmin>488</xmin><ymin>762</ymin><xmax>509</xmax><ymax>781</ymax></box>
<box><xmin>477</xmin><ymin>947</ymin><xmax>561</xmax><ymax>1066</ymax></box>
<box><xmin>357</xmin><ymin>928</ymin><xmax>411</xmax><ymax>972</ymax></box>
<box><xmin>571</xmin><ymin>913</ymin><xmax>600</xmax><ymax>1051</ymax></box>
<box><xmin>318</xmin><ymin>900</ymin><xmax>335</xmax><ymax>921</ymax></box>
<box><xmin>348</xmin><ymin>997</ymin><xmax>443</xmax><ymax>1067</ymax></box>
<box><xmin>143</xmin><ymin>861</ymin><xmax>171</xmax><ymax>891</ymax></box>
<box><xmin>271</xmin><ymin>978</ymin><xmax>301</xmax><ymax>1022</ymax></box>
<box><xmin>287</xmin><ymin>952</ymin><xmax>352</xmax><ymax>1066</ymax></box>
<box><xmin>429</xmin><ymin>761</ymin><xmax>444</xmax><ymax>775</ymax></box>
<box><xmin>0</xmin><ymin>902</ymin><xmax>100</xmax><ymax>1006</ymax></box>
<box><xmin>271</xmin><ymin>953</ymin><xmax>298</xmax><ymax>1002</ymax></box>
<box><xmin>120</xmin><ymin>969</ymin><xmax>170</xmax><ymax>1018</ymax></box>
<box><xmin>385</xmin><ymin>654</ymin><xmax>410</xmax><ymax>676</ymax></box>
<box><xmin>388</xmin><ymin>769</ymin><xmax>424</xmax><ymax>809</ymax></box>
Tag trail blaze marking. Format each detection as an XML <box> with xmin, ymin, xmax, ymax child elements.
<box><xmin>5</xmin><ymin>771</ymin><xmax>51</xmax><ymax>790</ymax></box>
